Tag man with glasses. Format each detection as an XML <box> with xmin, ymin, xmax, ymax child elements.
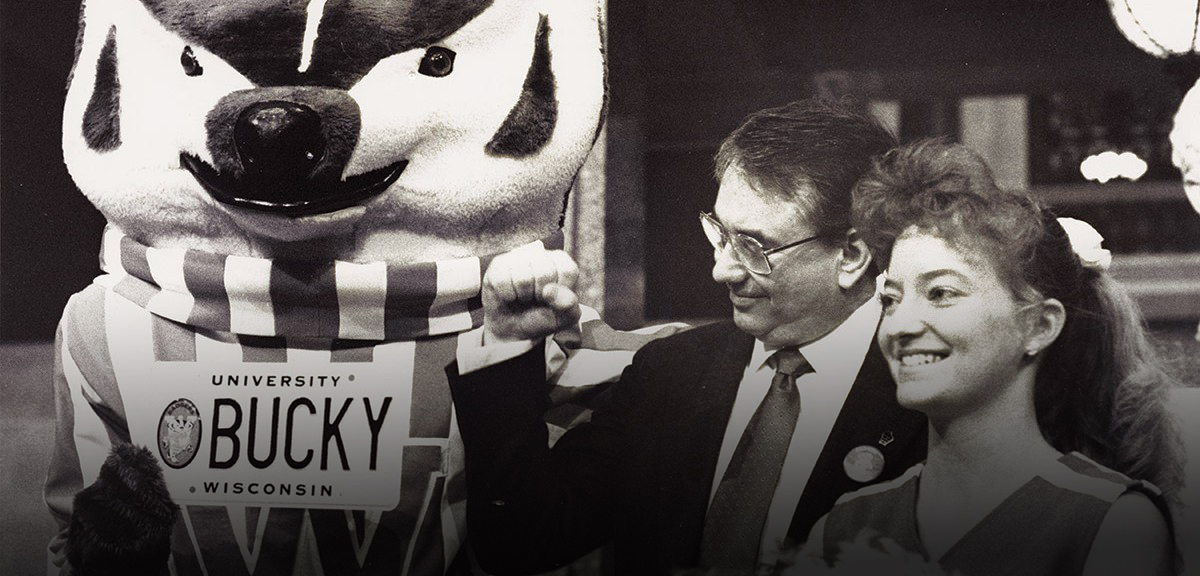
<box><xmin>448</xmin><ymin>99</ymin><xmax>927</xmax><ymax>575</ymax></box>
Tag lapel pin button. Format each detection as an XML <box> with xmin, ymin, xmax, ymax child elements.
<box><xmin>878</xmin><ymin>431</ymin><xmax>894</xmax><ymax>447</ymax></box>
<box><xmin>843</xmin><ymin>445</ymin><xmax>885</xmax><ymax>483</ymax></box>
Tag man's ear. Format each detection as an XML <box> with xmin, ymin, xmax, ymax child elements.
<box><xmin>836</xmin><ymin>228</ymin><xmax>873</xmax><ymax>291</ymax></box>
<box><xmin>1023</xmin><ymin>297</ymin><xmax>1067</xmax><ymax>357</ymax></box>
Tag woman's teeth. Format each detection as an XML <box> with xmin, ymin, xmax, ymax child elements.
<box><xmin>900</xmin><ymin>353</ymin><xmax>944</xmax><ymax>367</ymax></box>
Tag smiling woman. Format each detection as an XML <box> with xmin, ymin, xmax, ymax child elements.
<box><xmin>878</xmin><ymin>232</ymin><xmax>1038</xmax><ymax>420</ymax></box>
<box><xmin>796</xmin><ymin>139</ymin><xmax>1186</xmax><ymax>576</ymax></box>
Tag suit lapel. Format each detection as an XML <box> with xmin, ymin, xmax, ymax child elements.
<box><xmin>643</xmin><ymin>322</ymin><xmax>752</xmax><ymax>569</ymax></box>
<box><xmin>689</xmin><ymin>322</ymin><xmax>753</xmax><ymax>421</ymax></box>
<box><xmin>785</xmin><ymin>339</ymin><xmax>928</xmax><ymax>543</ymax></box>
<box><xmin>669</xmin><ymin>322</ymin><xmax>753</xmax><ymax>504</ymax></box>
<box><xmin>691</xmin><ymin>322</ymin><xmax>754</xmax><ymax>490</ymax></box>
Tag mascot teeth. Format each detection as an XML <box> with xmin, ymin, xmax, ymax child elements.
<box><xmin>186</xmin><ymin>86</ymin><xmax>401</xmax><ymax>216</ymax></box>
<box><xmin>181</xmin><ymin>152</ymin><xmax>406</xmax><ymax>216</ymax></box>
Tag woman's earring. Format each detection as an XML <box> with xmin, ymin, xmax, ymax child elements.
<box><xmin>1025</xmin><ymin>346</ymin><xmax>1039</xmax><ymax>357</ymax></box>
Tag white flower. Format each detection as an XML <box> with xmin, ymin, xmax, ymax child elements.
<box><xmin>1057</xmin><ymin>217</ymin><xmax>1112</xmax><ymax>272</ymax></box>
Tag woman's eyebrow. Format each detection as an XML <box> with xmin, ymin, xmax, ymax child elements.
<box><xmin>916</xmin><ymin>268</ymin><xmax>971</xmax><ymax>285</ymax></box>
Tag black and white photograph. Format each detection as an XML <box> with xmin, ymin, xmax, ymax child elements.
<box><xmin>2</xmin><ymin>1</ymin><xmax>1199</xmax><ymax>575</ymax></box>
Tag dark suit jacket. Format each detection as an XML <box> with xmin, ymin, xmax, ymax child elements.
<box><xmin>449</xmin><ymin>320</ymin><xmax>927</xmax><ymax>576</ymax></box>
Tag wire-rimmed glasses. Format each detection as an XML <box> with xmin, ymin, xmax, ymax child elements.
<box><xmin>699</xmin><ymin>211</ymin><xmax>824</xmax><ymax>275</ymax></box>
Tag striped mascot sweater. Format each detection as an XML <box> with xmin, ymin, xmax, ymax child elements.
<box><xmin>46</xmin><ymin>226</ymin><xmax>683</xmax><ymax>576</ymax></box>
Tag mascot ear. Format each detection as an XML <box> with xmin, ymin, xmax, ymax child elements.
<box><xmin>67</xmin><ymin>444</ymin><xmax>180</xmax><ymax>576</ymax></box>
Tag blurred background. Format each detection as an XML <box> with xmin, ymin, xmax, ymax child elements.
<box><xmin>594</xmin><ymin>0</ymin><xmax>1200</xmax><ymax>378</ymax></box>
<box><xmin>3</xmin><ymin>0</ymin><xmax>1198</xmax><ymax>574</ymax></box>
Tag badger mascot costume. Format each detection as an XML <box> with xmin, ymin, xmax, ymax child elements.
<box><xmin>45</xmin><ymin>1</ymin><xmax>677</xmax><ymax>574</ymax></box>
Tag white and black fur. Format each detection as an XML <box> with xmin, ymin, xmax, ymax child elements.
<box><xmin>63</xmin><ymin>0</ymin><xmax>606</xmax><ymax>262</ymax></box>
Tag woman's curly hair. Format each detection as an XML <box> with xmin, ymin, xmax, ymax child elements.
<box><xmin>851</xmin><ymin>138</ymin><xmax>1185</xmax><ymax>503</ymax></box>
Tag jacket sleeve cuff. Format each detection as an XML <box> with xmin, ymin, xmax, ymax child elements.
<box><xmin>455</xmin><ymin>327</ymin><xmax>538</xmax><ymax>375</ymax></box>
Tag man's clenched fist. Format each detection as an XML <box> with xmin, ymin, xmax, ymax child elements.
<box><xmin>482</xmin><ymin>247</ymin><xmax>581</xmax><ymax>344</ymax></box>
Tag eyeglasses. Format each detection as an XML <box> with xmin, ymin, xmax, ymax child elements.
<box><xmin>699</xmin><ymin>211</ymin><xmax>825</xmax><ymax>275</ymax></box>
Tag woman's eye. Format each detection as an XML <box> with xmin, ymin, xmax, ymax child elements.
<box><xmin>878</xmin><ymin>293</ymin><xmax>899</xmax><ymax>312</ymax></box>
<box><xmin>418</xmin><ymin>46</ymin><xmax>456</xmax><ymax>77</ymax></box>
<box><xmin>181</xmin><ymin>46</ymin><xmax>204</xmax><ymax>77</ymax></box>
<box><xmin>927</xmin><ymin>287</ymin><xmax>959</xmax><ymax>304</ymax></box>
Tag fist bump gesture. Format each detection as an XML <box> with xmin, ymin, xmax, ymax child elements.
<box><xmin>482</xmin><ymin>248</ymin><xmax>582</xmax><ymax>345</ymax></box>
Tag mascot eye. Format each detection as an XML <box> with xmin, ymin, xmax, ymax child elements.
<box><xmin>418</xmin><ymin>46</ymin><xmax>456</xmax><ymax>77</ymax></box>
<box><xmin>181</xmin><ymin>46</ymin><xmax>204</xmax><ymax>77</ymax></box>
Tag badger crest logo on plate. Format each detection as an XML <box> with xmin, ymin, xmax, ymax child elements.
<box><xmin>158</xmin><ymin>398</ymin><xmax>202</xmax><ymax>469</ymax></box>
<box><xmin>63</xmin><ymin>0</ymin><xmax>607</xmax><ymax>264</ymax></box>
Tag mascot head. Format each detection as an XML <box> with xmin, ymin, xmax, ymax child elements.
<box><xmin>63</xmin><ymin>0</ymin><xmax>606</xmax><ymax>263</ymax></box>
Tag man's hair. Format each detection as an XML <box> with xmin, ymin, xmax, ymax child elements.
<box><xmin>713</xmin><ymin>99</ymin><xmax>897</xmax><ymax>237</ymax></box>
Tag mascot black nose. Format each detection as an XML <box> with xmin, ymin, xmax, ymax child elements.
<box><xmin>190</xmin><ymin>88</ymin><xmax>388</xmax><ymax>216</ymax></box>
<box><xmin>234</xmin><ymin>101</ymin><xmax>325</xmax><ymax>188</ymax></box>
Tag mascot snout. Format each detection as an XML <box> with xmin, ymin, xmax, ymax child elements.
<box><xmin>182</xmin><ymin>87</ymin><xmax>405</xmax><ymax>216</ymax></box>
<box><xmin>236</xmin><ymin>101</ymin><xmax>326</xmax><ymax>189</ymax></box>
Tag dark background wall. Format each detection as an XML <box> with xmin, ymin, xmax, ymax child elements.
<box><xmin>2</xmin><ymin>0</ymin><xmax>105</xmax><ymax>342</ymax></box>
<box><xmin>622</xmin><ymin>0</ymin><xmax>1186</xmax><ymax>325</ymax></box>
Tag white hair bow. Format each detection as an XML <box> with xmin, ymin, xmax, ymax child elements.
<box><xmin>1057</xmin><ymin>217</ymin><xmax>1112</xmax><ymax>272</ymax></box>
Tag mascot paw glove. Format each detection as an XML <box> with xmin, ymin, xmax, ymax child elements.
<box><xmin>67</xmin><ymin>444</ymin><xmax>180</xmax><ymax>576</ymax></box>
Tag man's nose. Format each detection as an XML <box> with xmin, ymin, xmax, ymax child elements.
<box><xmin>711</xmin><ymin>245</ymin><xmax>748</xmax><ymax>284</ymax></box>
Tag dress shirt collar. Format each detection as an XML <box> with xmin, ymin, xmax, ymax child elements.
<box><xmin>749</xmin><ymin>293</ymin><xmax>882</xmax><ymax>379</ymax></box>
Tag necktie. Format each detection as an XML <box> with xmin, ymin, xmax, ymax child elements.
<box><xmin>700</xmin><ymin>348</ymin><xmax>811</xmax><ymax>572</ymax></box>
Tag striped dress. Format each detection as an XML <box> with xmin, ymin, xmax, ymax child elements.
<box><xmin>45</xmin><ymin>226</ymin><xmax>684</xmax><ymax>576</ymax></box>
<box><xmin>811</xmin><ymin>452</ymin><xmax>1175</xmax><ymax>576</ymax></box>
